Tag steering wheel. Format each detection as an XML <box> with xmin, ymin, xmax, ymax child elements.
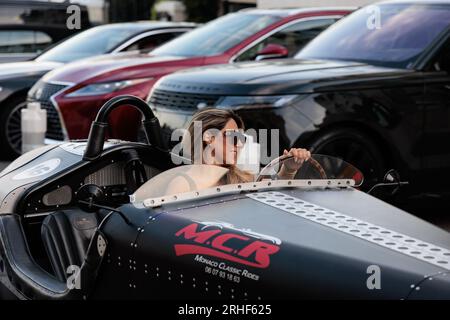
<box><xmin>256</xmin><ymin>154</ymin><xmax>327</xmax><ymax>182</ymax></box>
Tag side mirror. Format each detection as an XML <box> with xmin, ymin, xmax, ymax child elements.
<box><xmin>255</xmin><ymin>44</ymin><xmax>289</xmax><ymax>61</ymax></box>
<box><xmin>384</xmin><ymin>169</ymin><xmax>402</xmax><ymax>183</ymax></box>
<box><xmin>367</xmin><ymin>169</ymin><xmax>409</xmax><ymax>196</ymax></box>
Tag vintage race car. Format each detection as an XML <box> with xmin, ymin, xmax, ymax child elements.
<box><xmin>0</xmin><ymin>96</ymin><xmax>449</xmax><ymax>300</ymax></box>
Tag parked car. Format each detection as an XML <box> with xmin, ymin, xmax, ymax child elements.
<box><xmin>0</xmin><ymin>0</ymin><xmax>91</xmax><ymax>63</ymax></box>
<box><xmin>148</xmin><ymin>0</ymin><xmax>450</xmax><ymax>195</ymax></box>
<box><xmin>0</xmin><ymin>21</ymin><xmax>196</xmax><ymax>159</ymax></box>
<box><xmin>27</xmin><ymin>7</ymin><xmax>353</xmax><ymax>148</ymax></box>
<box><xmin>0</xmin><ymin>95</ymin><xmax>449</xmax><ymax>300</ymax></box>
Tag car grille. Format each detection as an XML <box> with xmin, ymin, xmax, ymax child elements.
<box><xmin>149</xmin><ymin>89</ymin><xmax>220</xmax><ymax>111</ymax></box>
<box><xmin>28</xmin><ymin>81</ymin><xmax>67</xmax><ymax>140</ymax></box>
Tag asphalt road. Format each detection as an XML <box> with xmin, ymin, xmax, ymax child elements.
<box><xmin>1</xmin><ymin>161</ymin><xmax>449</xmax><ymax>232</ymax></box>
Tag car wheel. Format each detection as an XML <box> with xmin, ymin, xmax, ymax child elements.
<box><xmin>305</xmin><ymin>128</ymin><xmax>386</xmax><ymax>191</ymax></box>
<box><xmin>0</xmin><ymin>97</ymin><xmax>27</xmax><ymax>160</ymax></box>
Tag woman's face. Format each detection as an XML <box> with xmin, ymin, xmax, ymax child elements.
<box><xmin>209</xmin><ymin>118</ymin><xmax>244</xmax><ymax>166</ymax></box>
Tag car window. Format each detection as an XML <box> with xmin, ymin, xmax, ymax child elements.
<box><xmin>123</xmin><ymin>32</ymin><xmax>184</xmax><ymax>52</ymax></box>
<box><xmin>236</xmin><ymin>18</ymin><xmax>338</xmax><ymax>62</ymax></box>
<box><xmin>297</xmin><ymin>4</ymin><xmax>450</xmax><ymax>69</ymax></box>
<box><xmin>0</xmin><ymin>30</ymin><xmax>52</xmax><ymax>54</ymax></box>
<box><xmin>36</xmin><ymin>25</ymin><xmax>148</xmax><ymax>63</ymax></box>
<box><xmin>151</xmin><ymin>13</ymin><xmax>281</xmax><ymax>57</ymax></box>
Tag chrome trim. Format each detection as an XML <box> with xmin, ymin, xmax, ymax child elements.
<box><xmin>24</xmin><ymin>212</ymin><xmax>52</xmax><ymax>218</ymax></box>
<box><xmin>139</xmin><ymin>179</ymin><xmax>354</xmax><ymax>208</ymax></box>
<box><xmin>113</xmin><ymin>28</ymin><xmax>194</xmax><ymax>53</ymax></box>
<box><xmin>229</xmin><ymin>15</ymin><xmax>343</xmax><ymax>63</ymax></box>
<box><xmin>255</xmin><ymin>53</ymin><xmax>286</xmax><ymax>61</ymax></box>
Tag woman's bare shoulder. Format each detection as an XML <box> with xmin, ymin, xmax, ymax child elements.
<box><xmin>166</xmin><ymin>175</ymin><xmax>194</xmax><ymax>195</ymax></box>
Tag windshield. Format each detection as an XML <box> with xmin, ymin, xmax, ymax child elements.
<box><xmin>132</xmin><ymin>154</ymin><xmax>363</xmax><ymax>205</ymax></box>
<box><xmin>36</xmin><ymin>25</ymin><xmax>146</xmax><ymax>63</ymax></box>
<box><xmin>257</xmin><ymin>154</ymin><xmax>364</xmax><ymax>186</ymax></box>
<box><xmin>296</xmin><ymin>3</ymin><xmax>450</xmax><ymax>69</ymax></box>
<box><xmin>151</xmin><ymin>12</ymin><xmax>280</xmax><ymax>57</ymax></box>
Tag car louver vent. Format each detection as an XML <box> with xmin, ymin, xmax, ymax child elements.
<box><xmin>149</xmin><ymin>89</ymin><xmax>220</xmax><ymax>111</ymax></box>
<box><xmin>28</xmin><ymin>81</ymin><xmax>67</xmax><ymax>141</ymax></box>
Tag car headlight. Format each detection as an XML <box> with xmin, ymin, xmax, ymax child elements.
<box><xmin>66</xmin><ymin>78</ymin><xmax>152</xmax><ymax>97</ymax></box>
<box><xmin>215</xmin><ymin>95</ymin><xmax>300</xmax><ymax>110</ymax></box>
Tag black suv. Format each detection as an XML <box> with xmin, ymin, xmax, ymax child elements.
<box><xmin>0</xmin><ymin>0</ymin><xmax>91</xmax><ymax>63</ymax></box>
<box><xmin>148</xmin><ymin>1</ymin><xmax>450</xmax><ymax>196</ymax></box>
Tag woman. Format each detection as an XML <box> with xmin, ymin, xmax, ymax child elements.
<box><xmin>181</xmin><ymin>108</ymin><xmax>311</xmax><ymax>184</ymax></box>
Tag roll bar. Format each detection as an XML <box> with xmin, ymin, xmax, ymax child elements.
<box><xmin>83</xmin><ymin>95</ymin><xmax>166</xmax><ymax>161</ymax></box>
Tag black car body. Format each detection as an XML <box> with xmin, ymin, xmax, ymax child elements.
<box><xmin>0</xmin><ymin>22</ymin><xmax>196</xmax><ymax>159</ymax></box>
<box><xmin>0</xmin><ymin>95</ymin><xmax>449</xmax><ymax>300</ymax></box>
<box><xmin>148</xmin><ymin>0</ymin><xmax>450</xmax><ymax>198</ymax></box>
<box><xmin>0</xmin><ymin>0</ymin><xmax>91</xmax><ymax>63</ymax></box>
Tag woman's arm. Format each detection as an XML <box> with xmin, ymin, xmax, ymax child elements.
<box><xmin>277</xmin><ymin>148</ymin><xmax>311</xmax><ymax>180</ymax></box>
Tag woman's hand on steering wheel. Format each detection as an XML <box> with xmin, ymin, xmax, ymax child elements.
<box><xmin>282</xmin><ymin>148</ymin><xmax>311</xmax><ymax>172</ymax></box>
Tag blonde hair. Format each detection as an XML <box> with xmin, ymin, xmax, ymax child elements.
<box><xmin>182</xmin><ymin>108</ymin><xmax>254</xmax><ymax>184</ymax></box>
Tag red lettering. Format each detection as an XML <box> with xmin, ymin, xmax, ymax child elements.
<box><xmin>174</xmin><ymin>223</ymin><xmax>281</xmax><ymax>269</ymax></box>
<box><xmin>211</xmin><ymin>233</ymin><xmax>249</xmax><ymax>253</ymax></box>
<box><xmin>238</xmin><ymin>241</ymin><xmax>280</xmax><ymax>268</ymax></box>
<box><xmin>175</xmin><ymin>223</ymin><xmax>220</xmax><ymax>244</ymax></box>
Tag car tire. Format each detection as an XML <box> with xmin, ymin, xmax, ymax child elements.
<box><xmin>0</xmin><ymin>96</ymin><xmax>27</xmax><ymax>160</ymax></box>
<box><xmin>304</xmin><ymin>128</ymin><xmax>387</xmax><ymax>191</ymax></box>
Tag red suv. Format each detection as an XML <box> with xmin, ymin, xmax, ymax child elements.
<box><xmin>28</xmin><ymin>8</ymin><xmax>352</xmax><ymax>142</ymax></box>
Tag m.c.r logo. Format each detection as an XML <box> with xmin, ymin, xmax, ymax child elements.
<box><xmin>174</xmin><ymin>223</ymin><xmax>280</xmax><ymax>268</ymax></box>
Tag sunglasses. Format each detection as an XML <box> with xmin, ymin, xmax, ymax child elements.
<box><xmin>222</xmin><ymin>129</ymin><xmax>247</xmax><ymax>146</ymax></box>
